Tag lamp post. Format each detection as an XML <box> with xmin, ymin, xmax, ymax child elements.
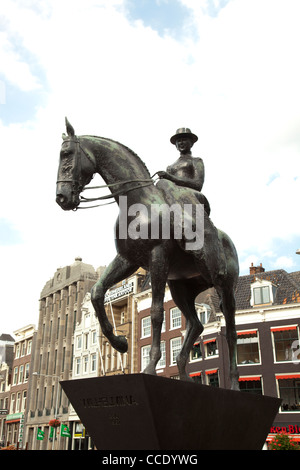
<box><xmin>296</xmin><ymin>249</ymin><xmax>300</xmax><ymax>255</ymax></box>
<box><xmin>32</xmin><ymin>372</ymin><xmax>61</xmax><ymax>450</ymax></box>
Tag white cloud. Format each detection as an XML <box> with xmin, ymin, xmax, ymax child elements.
<box><xmin>273</xmin><ymin>256</ymin><xmax>296</xmax><ymax>269</ymax></box>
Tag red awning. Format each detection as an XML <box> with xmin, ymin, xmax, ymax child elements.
<box><xmin>271</xmin><ymin>326</ymin><xmax>297</xmax><ymax>332</ymax></box>
<box><xmin>203</xmin><ymin>338</ymin><xmax>216</xmax><ymax>344</ymax></box>
<box><xmin>205</xmin><ymin>369</ymin><xmax>217</xmax><ymax>375</ymax></box>
<box><xmin>276</xmin><ymin>374</ymin><xmax>300</xmax><ymax>380</ymax></box>
<box><xmin>237</xmin><ymin>330</ymin><xmax>257</xmax><ymax>336</ymax></box>
<box><xmin>189</xmin><ymin>372</ymin><xmax>201</xmax><ymax>377</ymax></box>
<box><xmin>239</xmin><ymin>376</ymin><xmax>261</xmax><ymax>382</ymax></box>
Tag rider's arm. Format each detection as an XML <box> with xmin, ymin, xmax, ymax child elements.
<box><xmin>159</xmin><ymin>158</ymin><xmax>205</xmax><ymax>192</ymax></box>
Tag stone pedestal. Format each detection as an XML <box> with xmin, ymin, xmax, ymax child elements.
<box><xmin>61</xmin><ymin>374</ymin><xmax>281</xmax><ymax>450</ymax></box>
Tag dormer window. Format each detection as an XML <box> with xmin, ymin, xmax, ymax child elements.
<box><xmin>254</xmin><ymin>285</ymin><xmax>270</xmax><ymax>304</ymax></box>
<box><xmin>196</xmin><ymin>303</ymin><xmax>211</xmax><ymax>325</ymax></box>
<box><xmin>250</xmin><ymin>278</ymin><xmax>276</xmax><ymax>306</ymax></box>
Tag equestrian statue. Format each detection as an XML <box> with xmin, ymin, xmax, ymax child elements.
<box><xmin>56</xmin><ymin>118</ymin><xmax>240</xmax><ymax>390</ymax></box>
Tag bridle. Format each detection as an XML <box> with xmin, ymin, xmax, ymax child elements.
<box><xmin>57</xmin><ymin>136</ymin><xmax>157</xmax><ymax>210</ymax></box>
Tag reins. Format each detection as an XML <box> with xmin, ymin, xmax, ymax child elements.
<box><xmin>77</xmin><ymin>178</ymin><xmax>157</xmax><ymax>210</ymax></box>
<box><xmin>57</xmin><ymin>133</ymin><xmax>160</xmax><ymax>210</ymax></box>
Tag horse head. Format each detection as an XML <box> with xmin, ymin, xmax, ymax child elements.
<box><xmin>56</xmin><ymin>118</ymin><xmax>95</xmax><ymax>211</ymax></box>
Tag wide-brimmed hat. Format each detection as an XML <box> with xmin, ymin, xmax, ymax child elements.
<box><xmin>170</xmin><ymin>128</ymin><xmax>198</xmax><ymax>145</ymax></box>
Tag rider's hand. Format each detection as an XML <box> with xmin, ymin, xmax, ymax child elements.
<box><xmin>157</xmin><ymin>171</ymin><xmax>167</xmax><ymax>178</ymax></box>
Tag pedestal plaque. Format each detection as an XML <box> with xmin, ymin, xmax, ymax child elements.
<box><xmin>61</xmin><ymin>374</ymin><xmax>281</xmax><ymax>450</ymax></box>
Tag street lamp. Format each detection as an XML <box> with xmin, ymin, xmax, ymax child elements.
<box><xmin>296</xmin><ymin>249</ymin><xmax>300</xmax><ymax>255</ymax></box>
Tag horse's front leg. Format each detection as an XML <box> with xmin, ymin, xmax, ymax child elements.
<box><xmin>143</xmin><ymin>245</ymin><xmax>169</xmax><ymax>376</ymax></box>
<box><xmin>91</xmin><ymin>254</ymin><xmax>138</xmax><ymax>353</ymax></box>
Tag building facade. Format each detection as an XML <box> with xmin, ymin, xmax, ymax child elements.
<box><xmin>5</xmin><ymin>325</ymin><xmax>36</xmax><ymax>449</ymax></box>
<box><xmin>136</xmin><ymin>265</ymin><xmax>300</xmax><ymax>445</ymax></box>
<box><xmin>65</xmin><ymin>269</ymin><xmax>147</xmax><ymax>450</ymax></box>
<box><xmin>0</xmin><ymin>334</ymin><xmax>15</xmax><ymax>447</ymax></box>
<box><xmin>68</xmin><ymin>292</ymin><xmax>100</xmax><ymax>450</ymax></box>
<box><xmin>25</xmin><ymin>257</ymin><xmax>99</xmax><ymax>450</ymax></box>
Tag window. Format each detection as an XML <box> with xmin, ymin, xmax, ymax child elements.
<box><xmin>21</xmin><ymin>342</ymin><xmax>26</xmax><ymax>356</ymax></box>
<box><xmin>24</xmin><ymin>363</ymin><xmax>30</xmax><ymax>382</ymax></box>
<box><xmin>190</xmin><ymin>372</ymin><xmax>202</xmax><ymax>384</ymax></box>
<box><xmin>157</xmin><ymin>341</ymin><xmax>166</xmax><ymax>369</ymax></box>
<box><xmin>197</xmin><ymin>304</ymin><xmax>211</xmax><ymax>325</ymax></box>
<box><xmin>250</xmin><ymin>279</ymin><xmax>276</xmax><ymax>306</ymax></box>
<box><xmin>65</xmin><ymin>313</ymin><xmax>68</xmax><ymax>336</ymax></box>
<box><xmin>84</xmin><ymin>333</ymin><xmax>89</xmax><ymax>349</ymax></box>
<box><xmin>276</xmin><ymin>375</ymin><xmax>300</xmax><ymax>412</ymax></box>
<box><xmin>190</xmin><ymin>342</ymin><xmax>202</xmax><ymax>361</ymax></box>
<box><xmin>57</xmin><ymin>317</ymin><xmax>60</xmax><ymax>339</ymax></box>
<box><xmin>83</xmin><ymin>356</ymin><xmax>89</xmax><ymax>374</ymax></box>
<box><xmin>206</xmin><ymin>370</ymin><xmax>219</xmax><ymax>387</ymax></box>
<box><xmin>75</xmin><ymin>357</ymin><xmax>81</xmax><ymax>376</ymax></box>
<box><xmin>91</xmin><ymin>353</ymin><xmax>97</xmax><ymax>372</ymax></box>
<box><xmin>13</xmin><ymin>367</ymin><xmax>18</xmax><ymax>385</ymax></box>
<box><xmin>239</xmin><ymin>377</ymin><xmax>262</xmax><ymax>395</ymax></box>
<box><xmin>141</xmin><ymin>316</ymin><xmax>151</xmax><ymax>338</ymax></box>
<box><xmin>141</xmin><ymin>345</ymin><xmax>151</xmax><ymax>371</ymax></box>
<box><xmin>170</xmin><ymin>337</ymin><xmax>181</xmax><ymax>365</ymax></box>
<box><xmin>204</xmin><ymin>339</ymin><xmax>218</xmax><ymax>357</ymax></box>
<box><xmin>254</xmin><ymin>286</ymin><xmax>270</xmax><ymax>304</ymax></box>
<box><xmin>10</xmin><ymin>393</ymin><xmax>15</xmax><ymax>413</ymax></box>
<box><xmin>170</xmin><ymin>307</ymin><xmax>181</xmax><ymax>329</ymax></box>
<box><xmin>76</xmin><ymin>335</ymin><xmax>82</xmax><ymax>350</ymax></box>
<box><xmin>21</xmin><ymin>391</ymin><xmax>27</xmax><ymax>411</ymax></box>
<box><xmin>16</xmin><ymin>392</ymin><xmax>21</xmax><ymax>413</ymax></box>
<box><xmin>18</xmin><ymin>365</ymin><xmax>24</xmax><ymax>384</ymax></box>
<box><xmin>27</xmin><ymin>340</ymin><xmax>32</xmax><ymax>355</ymax></box>
<box><xmin>272</xmin><ymin>326</ymin><xmax>299</xmax><ymax>362</ymax></box>
<box><xmin>237</xmin><ymin>330</ymin><xmax>260</xmax><ymax>364</ymax></box>
<box><xmin>92</xmin><ymin>330</ymin><xmax>97</xmax><ymax>345</ymax></box>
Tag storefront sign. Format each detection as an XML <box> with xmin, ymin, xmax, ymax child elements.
<box><xmin>270</xmin><ymin>425</ymin><xmax>300</xmax><ymax>434</ymax></box>
<box><xmin>18</xmin><ymin>414</ymin><xmax>24</xmax><ymax>444</ymax></box>
<box><xmin>104</xmin><ymin>281</ymin><xmax>135</xmax><ymax>303</ymax></box>
<box><xmin>5</xmin><ymin>412</ymin><xmax>23</xmax><ymax>422</ymax></box>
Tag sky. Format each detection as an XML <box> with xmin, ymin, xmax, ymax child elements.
<box><xmin>0</xmin><ymin>0</ymin><xmax>300</xmax><ymax>336</ymax></box>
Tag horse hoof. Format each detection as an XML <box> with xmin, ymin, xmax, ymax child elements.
<box><xmin>231</xmin><ymin>381</ymin><xmax>240</xmax><ymax>391</ymax></box>
<box><xmin>143</xmin><ymin>366</ymin><xmax>157</xmax><ymax>376</ymax></box>
<box><xmin>112</xmin><ymin>335</ymin><xmax>128</xmax><ymax>353</ymax></box>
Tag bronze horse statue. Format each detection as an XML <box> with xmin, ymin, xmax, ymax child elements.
<box><xmin>56</xmin><ymin>118</ymin><xmax>240</xmax><ymax>390</ymax></box>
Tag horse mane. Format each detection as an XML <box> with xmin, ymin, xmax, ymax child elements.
<box><xmin>82</xmin><ymin>134</ymin><xmax>152</xmax><ymax>178</ymax></box>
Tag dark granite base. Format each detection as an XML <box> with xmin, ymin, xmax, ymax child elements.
<box><xmin>61</xmin><ymin>373</ymin><xmax>281</xmax><ymax>450</ymax></box>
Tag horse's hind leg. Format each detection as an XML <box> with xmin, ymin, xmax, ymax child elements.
<box><xmin>91</xmin><ymin>254</ymin><xmax>138</xmax><ymax>353</ymax></box>
<box><xmin>143</xmin><ymin>245</ymin><xmax>169</xmax><ymax>376</ymax></box>
<box><xmin>168</xmin><ymin>279</ymin><xmax>203</xmax><ymax>381</ymax></box>
<box><xmin>217</xmin><ymin>285</ymin><xmax>239</xmax><ymax>390</ymax></box>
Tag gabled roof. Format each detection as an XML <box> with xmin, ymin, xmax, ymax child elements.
<box><xmin>234</xmin><ymin>269</ymin><xmax>300</xmax><ymax>311</ymax></box>
<box><xmin>139</xmin><ymin>268</ymin><xmax>300</xmax><ymax>316</ymax></box>
<box><xmin>0</xmin><ymin>333</ymin><xmax>15</xmax><ymax>342</ymax></box>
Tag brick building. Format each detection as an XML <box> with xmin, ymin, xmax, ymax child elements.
<box><xmin>136</xmin><ymin>264</ymin><xmax>300</xmax><ymax>445</ymax></box>
<box><xmin>0</xmin><ymin>334</ymin><xmax>15</xmax><ymax>447</ymax></box>
<box><xmin>5</xmin><ymin>325</ymin><xmax>36</xmax><ymax>449</ymax></box>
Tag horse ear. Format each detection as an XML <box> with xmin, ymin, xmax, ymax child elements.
<box><xmin>65</xmin><ymin>117</ymin><xmax>75</xmax><ymax>137</ymax></box>
<box><xmin>62</xmin><ymin>133</ymin><xmax>67</xmax><ymax>140</ymax></box>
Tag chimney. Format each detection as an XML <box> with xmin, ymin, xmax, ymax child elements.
<box><xmin>250</xmin><ymin>263</ymin><xmax>265</xmax><ymax>275</ymax></box>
